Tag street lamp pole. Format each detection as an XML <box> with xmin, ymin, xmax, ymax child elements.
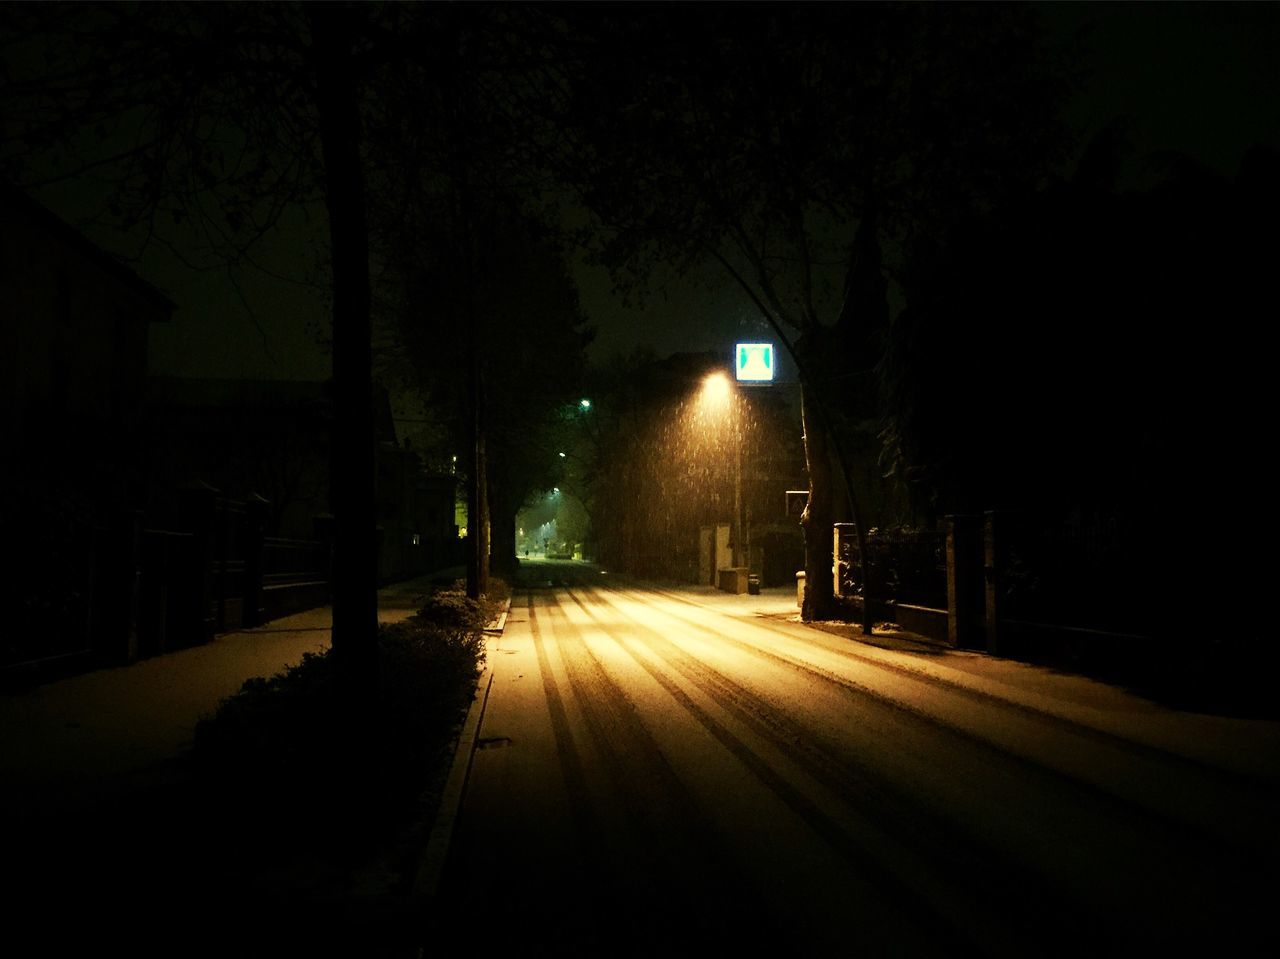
<box><xmin>734</xmin><ymin>405</ymin><xmax>743</xmax><ymax>569</ymax></box>
<box><xmin>698</xmin><ymin>371</ymin><xmax>750</xmax><ymax>577</ymax></box>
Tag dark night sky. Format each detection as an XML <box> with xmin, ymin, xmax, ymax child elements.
<box><xmin>1048</xmin><ymin>1</ymin><xmax>1280</xmax><ymax>176</ymax></box>
<box><xmin>27</xmin><ymin>2</ymin><xmax>1280</xmax><ymax>384</ymax></box>
<box><xmin>577</xmin><ymin>2</ymin><xmax>1280</xmax><ymax>368</ymax></box>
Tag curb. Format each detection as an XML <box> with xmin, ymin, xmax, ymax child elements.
<box><xmin>410</xmin><ymin>598</ymin><xmax>510</xmax><ymax>910</ymax></box>
<box><xmin>410</xmin><ymin>654</ymin><xmax>493</xmax><ymax>905</ymax></box>
<box><xmin>482</xmin><ymin>597</ymin><xmax>512</xmax><ymax>635</ymax></box>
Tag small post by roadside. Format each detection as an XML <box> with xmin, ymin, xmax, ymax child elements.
<box><xmin>945</xmin><ymin>513</ymin><xmax>983</xmax><ymax>649</ymax></box>
<box><xmin>983</xmin><ymin>510</ymin><xmax>1002</xmax><ymax>655</ymax></box>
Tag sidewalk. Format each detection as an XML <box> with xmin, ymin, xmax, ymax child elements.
<box><xmin>1</xmin><ymin>569</ymin><xmax>499</xmax><ymax>957</ymax></box>
<box><xmin>0</xmin><ymin>585</ymin><xmax>429</xmax><ymax>825</ymax></box>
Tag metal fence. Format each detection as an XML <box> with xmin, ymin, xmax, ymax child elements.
<box><xmin>4</xmin><ymin>524</ymin><xmax>96</xmax><ymax>672</ymax></box>
<box><xmin>995</xmin><ymin>509</ymin><xmax>1152</xmax><ymax>638</ymax></box>
<box><xmin>3</xmin><ymin>493</ymin><xmax>331</xmax><ymax>682</ymax></box>
<box><xmin>836</xmin><ymin>525</ymin><xmax>947</xmax><ymax>611</ymax></box>
<box><xmin>261</xmin><ymin>534</ymin><xmax>330</xmax><ymax>619</ymax></box>
<box><xmin>136</xmin><ymin>528</ymin><xmax>197</xmax><ymax>658</ymax></box>
<box><xmin>263</xmin><ymin>536</ymin><xmax>330</xmax><ymax>588</ymax></box>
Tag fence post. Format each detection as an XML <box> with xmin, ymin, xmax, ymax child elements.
<box><xmin>242</xmin><ymin>493</ymin><xmax>269</xmax><ymax>628</ymax></box>
<box><xmin>313</xmin><ymin>513</ymin><xmax>335</xmax><ymax>602</ymax></box>
<box><xmin>946</xmin><ymin>514</ymin><xmax>980</xmax><ymax>648</ymax></box>
<box><xmin>179</xmin><ymin>480</ymin><xmax>219</xmax><ymax>645</ymax></box>
<box><xmin>122</xmin><ymin>510</ymin><xmax>142</xmax><ymax>662</ymax></box>
<box><xmin>92</xmin><ymin>509</ymin><xmax>143</xmax><ymax>663</ymax></box>
<box><xmin>983</xmin><ymin>510</ymin><xmax>1002</xmax><ymax>655</ymax></box>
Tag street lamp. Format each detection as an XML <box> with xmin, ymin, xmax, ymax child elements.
<box><xmin>699</xmin><ymin>371</ymin><xmax>744</xmax><ymax>571</ymax></box>
<box><xmin>700</xmin><ymin>371</ymin><xmax>732</xmax><ymax>408</ymax></box>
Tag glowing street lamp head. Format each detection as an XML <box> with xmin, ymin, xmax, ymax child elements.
<box><xmin>579</xmin><ymin>398</ymin><xmax>591</xmax><ymax>410</ymax></box>
<box><xmin>700</xmin><ymin>371</ymin><xmax>732</xmax><ymax>408</ymax></box>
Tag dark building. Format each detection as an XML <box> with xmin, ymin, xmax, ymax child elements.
<box><xmin>377</xmin><ymin>435</ymin><xmax>460</xmax><ymax>583</ymax></box>
<box><xmin>2</xmin><ymin>185</ymin><xmax>174</xmax><ymax>672</ymax></box>
<box><xmin>2</xmin><ymin>184</ymin><xmax>174</xmax><ymax>503</ymax></box>
<box><xmin>146</xmin><ymin>376</ymin><xmax>458</xmax><ymax>583</ymax></box>
<box><xmin>144</xmin><ymin>376</ymin><xmax>333</xmax><ymax>539</ymax></box>
<box><xmin>1</xmin><ymin>186</ymin><xmax>455</xmax><ymax>679</ymax></box>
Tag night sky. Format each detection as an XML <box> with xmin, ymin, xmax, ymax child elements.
<box><xmin>23</xmin><ymin>3</ymin><xmax>1280</xmax><ymax>383</ymax></box>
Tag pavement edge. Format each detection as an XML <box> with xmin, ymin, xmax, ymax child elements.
<box><xmin>409</xmin><ymin>596</ymin><xmax>509</xmax><ymax>909</ymax></box>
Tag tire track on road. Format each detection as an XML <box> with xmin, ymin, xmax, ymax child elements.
<box><xmin>563</xmin><ymin>588</ymin><xmax>1036</xmax><ymax>958</ymax></box>
<box><xmin>538</xmin><ymin>589</ymin><xmax>791</xmax><ymax>953</ymax></box>
<box><xmin>524</xmin><ymin>594</ymin><xmax>619</xmax><ymax>950</ymax></box>
<box><xmin>578</xmin><ymin>585</ymin><xmax>1273</xmax><ymax>954</ymax></box>
<box><xmin>646</xmin><ymin>586</ymin><xmax>1279</xmax><ymax>799</ymax></box>
<box><xmin>617</xmin><ymin>585</ymin><xmax>1280</xmax><ymax>865</ymax></box>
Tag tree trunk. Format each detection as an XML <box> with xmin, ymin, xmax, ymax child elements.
<box><xmin>479</xmin><ymin>450</ymin><xmax>490</xmax><ymax>588</ymax></box>
<box><xmin>465</xmin><ymin>304</ymin><xmax>490</xmax><ymax>599</ymax></box>
<box><xmin>488</xmin><ymin>488</ymin><xmax>519</xmax><ymax>579</ymax></box>
<box><xmin>311</xmin><ymin>7</ymin><xmax>378</xmax><ymax>684</ymax></box>
<box><xmin>794</xmin><ymin>328</ymin><xmax>874</xmax><ymax>634</ymax></box>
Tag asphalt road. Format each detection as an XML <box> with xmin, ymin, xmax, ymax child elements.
<box><xmin>433</xmin><ymin>562</ymin><xmax>1280</xmax><ymax>957</ymax></box>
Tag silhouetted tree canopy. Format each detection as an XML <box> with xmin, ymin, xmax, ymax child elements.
<box><xmin>508</xmin><ymin>2</ymin><xmax>1075</xmax><ymax>618</ymax></box>
<box><xmin>0</xmin><ymin>2</ymin><xmax>508</xmax><ymax>676</ymax></box>
<box><xmin>384</xmin><ymin>199</ymin><xmax>593</xmax><ymax>577</ymax></box>
<box><xmin>882</xmin><ymin>143</ymin><xmax>1276</xmax><ymax>516</ymax></box>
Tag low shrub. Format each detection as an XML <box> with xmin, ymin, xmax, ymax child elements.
<box><xmin>414</xmin><ymin>584</ymin><xmax>497</xmax><ymax>634</ymax></box>
<box><xmin>192</xmin><ymin>586</ymin><xmax>491</xmax><ymax>867</ymax></box>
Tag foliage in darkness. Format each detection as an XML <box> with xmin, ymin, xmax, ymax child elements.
<box><xmin>191</xmin><ymin>587</ymin><xmax>493</xmax><ymax>859</ymax></box>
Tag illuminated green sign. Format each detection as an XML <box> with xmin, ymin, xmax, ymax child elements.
<box><xmin>735</xmin><ymin>342</ymin><xmax>774</xmax><ymax>382</ymax></box>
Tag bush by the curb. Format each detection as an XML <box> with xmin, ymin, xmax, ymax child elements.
<box><xmin>191</xmin><ymin>587</ymin><xmax>493</xmax><ymax>867</ymax></box>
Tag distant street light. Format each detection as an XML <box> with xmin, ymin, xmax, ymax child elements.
<box><xmin>579</xmin><ymin>398</ymin><xmax>591</xmax><ymax>411</ymax></box>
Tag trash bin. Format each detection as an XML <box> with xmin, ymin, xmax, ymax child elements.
<box><xmin>747</xmin><ymin>573</ymin><xmax>761</xmax><ymax>595</ymax></box>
